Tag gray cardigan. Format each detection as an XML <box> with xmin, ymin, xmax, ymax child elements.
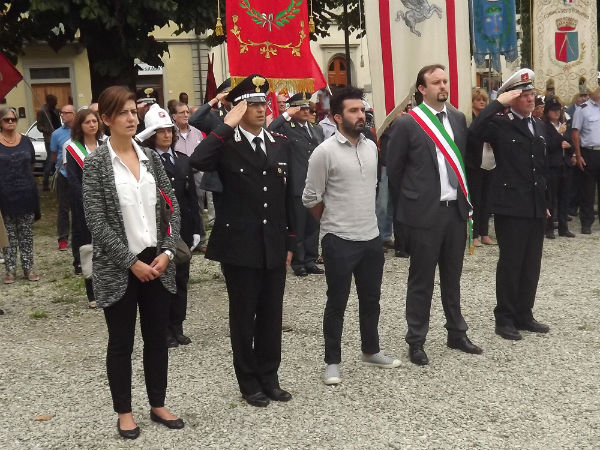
<box><xmin>82</xmin><ymin>144</ymin><xmax>180</xmax><ymax>308</ymax></box>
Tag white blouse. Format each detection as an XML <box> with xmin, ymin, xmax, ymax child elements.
<box><xmin>107</xmin><ymin>138</ymin><xmax>157</xmax><ymax>255</ymax></box>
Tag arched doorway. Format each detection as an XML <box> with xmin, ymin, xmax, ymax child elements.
<box><xmin>328</xmin><ymin>56</ymin><xmax>349</xmax><ymax>88</ymax></box>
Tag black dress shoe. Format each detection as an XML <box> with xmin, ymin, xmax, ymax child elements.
<box><xmin>293</xmin><ymin>267</ymin><xmax>308</xmax><ymax>277</ymax></box>
<box><xmin>264</xmin><ymin>387</ymin><xmax>292</xmax><ymax>402</ymax></box>
<box><xmin>306</xmin><ymin>265</ymin><xmax>325</xmax><ymax>274</ymax></box>
<box><xmin>447</xmin><ymin>336</ymin><xmax>483</xmax><ymax>354</ymax></box>
<box><xmin>516</xmin><ymin>318</ymin><xmax>550</xmax><ymax>333</ymax></box>
<box><xmin>558</xmin><ymin>230</ymin><xmax>576</xmax><ymax>238</ymax></box>
<box><xmin>395</xmin><ymin>249</ymin><xmax>409</xmax><ymax>258</ymax></box>
<box><xmin>495</xmin><ymin>324</ymin><xmax>522</xmax><ymax>340</ymax></box>
<box><xmin>166</xmin><ymin>334</ymin><xmax>179</xmax><ymax>348</ymax></box>
<box><xmin>242</xmin><ymin>392</ymin><xmax>270</xmax><ymax>407</ymax></box>
<box><xmin>117</xmin><ymin>419</ymin><xmax>140</xmax><ymax>440</ymax></box>
<box><xmin>150</xmin><ymin>410</ymin><xmax>185</xmax><ymax>429</ymax></box>
<box><xmin>581</xmin><ymin>226</ymin><xmax>592</xmax><ymax>234</ymax></box>
<box><xmin>174</xmin><ymin>333</ymin><xmax>192</xmax><ymax>345</ymax></box>
<box><xmin>408</xmin><ymin>344</ymin><xmax>429</xmax><ymax>365</ymax></box>
<box><xmin>545</xmin><ymin>231</ymin><xmax>555</xmax><ymax>239</ymax></box>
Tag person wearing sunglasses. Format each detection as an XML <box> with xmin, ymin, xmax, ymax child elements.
<box><xmin>0</xmin><ymin>108</ymin><xmax>41</xmax><ymax>283</ymax></box>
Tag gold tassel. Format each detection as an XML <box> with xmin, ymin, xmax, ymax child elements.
<box><xmin>215</xmin><ymin>17</ymin><xmax>224</xmax><ymax>36</ymax></box>
<box><xmin>309</xmin><ymin>17</ymin><xmax>315</xmax><ymax>33</ymax></box>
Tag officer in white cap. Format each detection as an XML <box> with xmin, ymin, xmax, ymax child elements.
<box><xmin>470</xmin><ymin>68</ymin><xmax>551</xmax><ymax>341</ymax></box>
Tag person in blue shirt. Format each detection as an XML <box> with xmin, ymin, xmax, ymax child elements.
<box><xmin>50</xmin><ymin>104</ymin><xmax>75</xmax><ymax>253</ymax></box>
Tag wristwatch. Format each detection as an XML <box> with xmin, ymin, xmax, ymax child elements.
<box><xmin>163</xmin><ymin>249</ymin><xmax>174</xmax><ymax>261</ymax></box>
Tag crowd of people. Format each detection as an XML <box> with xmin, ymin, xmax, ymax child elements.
<box><xmin>0</xmin><ymin>64</ymin><xmax>598</xmax><ymax>439</ymax></box>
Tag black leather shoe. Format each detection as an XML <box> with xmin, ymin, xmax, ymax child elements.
<box><xmin>242</xmin><ymin>392</ymin><xmax>270</xmax><ymax>407</ymax></box>
<box><xmin>545</xmin><ymin>231</ymin><xmax>555</xmax><ymax>239</ymax></box>
<box><xmin>581</xmin><ymin>226</ymin><xmax>592</xmax><ymax>234</ymax></box>
<box><xmin>117</xmin><ymin>419</ymin><xmax>140</xmax><ymax>440</ymax></box>
<box><xmin>495</xmin><ymin>324</ymin><xmax>522</xmax><ymax>340</ymax></box>
<box><xmin>306</xmin><ymin>265</ymin><xmax>325</xmax><ymax>274</ymax></box>
<box><xmin>558</xmin><ymin>230</ymin><xmax>576</xmax><ymax>238</ymax></box>
<box><xmin>174</xmin><ymin>333</ymin><xmax>192</xmax><ymax>345</ymax></box>
<box><xmin>150</xmin><ymin>410</ymin><xmax>185</xmax><ymax>429</ymax></box>
<box><xmin>264</xmin><ymin>387</ymin><xmax>292</xmax><ymax>402</ymax></box>
<box><xmin>74</xmin><ymin>265</ymin><xmax>82</xmax><ymax>275</ymax></box>
<box><xmin>516</xmin><ymin>318</ymin><xmax>550</xmax><ymax>333</ymax></box>
<box><xmin>293</xmin><ymin>267</ymin><xmax>308</xmax><ymax>277</ymax></box>
<box><xmin>166</xmin><ymin>334</ymin><xmax>179</xmax><ymax>348</ymax></box>
<box><xmin>447</xmin><ymin>336</ymin><xmax>483</xmax><ymax>354</ymax></box>
<box><xmin>395</xmin><ymin>250</ymin><xmax>409</xmax><ymax>258</ymax></box>
<box><xmin>408</xmin><ymin>344</ymin><xmax>429</xmax><ymax>365</ymax></box>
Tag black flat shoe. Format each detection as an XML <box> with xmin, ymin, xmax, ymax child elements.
<box><xmin>558</xmin><ymin>230</ymin><xmax>575</xmax><ymax>238</ymax></box>
<box><xmin>150</xmin><ymin>410</ymin><xmax>185</xmax><ymax>429</ymax></box>
<box><xmin>516</xmin><ymin>318</ymin><xmax>550</xmax><ymax>334</ymax></box>
<box><xmin>242</xmin><ymin>391</ymin><xmax>270</xmax><ymax>407</ymax></box>
<box><xmin>447</xmin><ymin>336</ymin><xmax>483</xmax><ymax>354</ymax></box>
<box><xmin>117</xmin><ymin>419</ymin><xmax>140</xmax><ymax>440</ymax></box>
<box><xmin>495</xmin><ymin>324</ymin><xmax>522</xmax><ymax>340</ymax></box>
<box><xmin>166</xmin><ymin>334</ymin><xmax>179</xmax><ymax>348</ymax></box>
<box><xmin>174</xmin><ymin>333</ymin><xmax>192</xmax><ymax>345</ymax></box>
<box><xmin>264</xmin><ymin>387</ymin><xmax>292</xmax><ymax>402</ymax></box>
<box><xmin>293</xmin><ymin>267</ymin><xmax>308</xmax><ymax>277</ymax></box>
<box><xmin>306</xmin><ymin>265</ymin><xmax>325</xmax><ymax>274</ymax></box>
<box><xmin>408</xmin><ymin>344</ymin><xmax>429</xmax><ymax>365</ymax></box>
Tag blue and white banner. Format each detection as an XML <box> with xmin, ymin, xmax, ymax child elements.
<box><xmin>472</xmin><ymin>0</ymin><xmax>518</xmax><ymax>72</ymax></box>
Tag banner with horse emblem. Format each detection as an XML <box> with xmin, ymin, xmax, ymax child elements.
<box><xmin>226</xmin><ymin>0</ymin><xmax>326</xmax><ymax>94</ymax></box>
<box><xmin>533</xmin><ymin>0</ymin><xmax>597</xmax><ymax>100</ymax></box>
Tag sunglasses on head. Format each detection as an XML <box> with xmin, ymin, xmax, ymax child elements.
<box><xmin>2</xmin><ymin>117</ymin><xmax>17</xmax><ymax>123</ymax></box>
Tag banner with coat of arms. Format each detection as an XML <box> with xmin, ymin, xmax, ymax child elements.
<box><xmin>226</xmin><ymin>0</ymin><xmax>327</xmax><ymax>94</ymax></box>
<box><xmin>532</xmin><ymin>0</ymin><xmax>598</xmax><ymax>100</ymax></box>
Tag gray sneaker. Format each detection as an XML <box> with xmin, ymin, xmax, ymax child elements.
<box><xmin>361</xmin><ymin>352</ymin><xmax>401</xmax><ymax>368</ymax></box>
<box><xmin>323</xmin><ymin>364</ymin><xmax>341</xmax><ymax>385</ymax></box>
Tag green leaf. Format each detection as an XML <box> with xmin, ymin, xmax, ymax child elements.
<box><xmin>276</xmin><ymin>20</ymin><xmax>283</xmax><ymax>26</ymax></box>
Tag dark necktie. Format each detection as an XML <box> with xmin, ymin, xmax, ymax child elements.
<box><xmin>301</xmin><ymin>124</ymin><xmax>312</xmax><ymax>140</ymax></box>
<box><xmin>524</xmin><ymin>117</ymin><xmax>534</xmax><ymax>135</ymax></box>
<box><xmin>252</xmin><ymin>136</ymin><xmax>267</xmax><ymax>165</ymax></box>
<box><xmin>436</xmin><ymin>112</ymin><xmax>459</xmax><ymax>189</ymax></box>
<box><xmin>160</xmin><ymin>152</ymin><xmax>175</xmax><ymax>172</ymax></box>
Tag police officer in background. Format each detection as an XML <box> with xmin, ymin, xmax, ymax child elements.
<box><xmin>189</xmin><ymin>74</ymin><xmax>295</xmax><ymax>408</ymax></box>
<box><xmin>189</xmin><ymin>79</ymin><xmax>232</xmax><ymax>135</ymax></box>
<box><xmin>470</xmin><ymin>69</ymin><xmax>551</xmax><ymax>341</ymax></box>
<box><xmin>268</xmin><ymin>92</ymin><xmax>325</xmax><ymax>276</ymax></box>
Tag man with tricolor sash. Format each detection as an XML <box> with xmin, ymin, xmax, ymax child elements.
<box><xmin>386</xmin><ymin>64</ymin><xmax>483</xmax><ymax>366</ymax></box>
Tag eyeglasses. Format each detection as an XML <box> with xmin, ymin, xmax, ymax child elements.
<box><xmin>309</xmin><ymin>110</ymin><xmax>316</xmax><ymax>114</ymax></box>
<box><xmin>1</xmin><ymin>117</ymin><xmax>17</xmax><ymax>123</ymax></box>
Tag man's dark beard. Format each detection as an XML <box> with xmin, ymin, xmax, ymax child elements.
<box><xmin>340</xmin><ymin>117</ymin><xmax>364</xmax><ymax>138</ymax></box>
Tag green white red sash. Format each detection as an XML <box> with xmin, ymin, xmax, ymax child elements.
<box><xmin>408</xmin><ymin>104</ymin><xmax>475</xmax><ymax>253</ymax></box>
<box><xmin>65</xmin><ymin>140</ymin><xmax>89</xmax><ymax>169</ymax></box>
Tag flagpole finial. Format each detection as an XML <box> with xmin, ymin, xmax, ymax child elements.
<box><xmin>215</xmin><ymin>0</ymin><xmax>224</xmax><ymax>36</ymax></box>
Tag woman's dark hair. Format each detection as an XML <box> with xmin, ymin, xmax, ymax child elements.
<box><xmin>98</xmin><ymin>86</ymin><xmax>136</xmax><ymax>121</ymax></box>
<box><xmin>71</xmin><ymin>109</ymin><xmax>103</xmax><ymax>143</ymax></box>
<box><xmin>142</xmin><ymin>128</ymin><xmax>178</xmax><ymax>150</ymax></box>
<box><xmin>330</xmin><ymin>86</ymin><xmax>364</xmax><ymax>117</ymax></box>
<box><xmin>414</xmin><ymin>64</ymin><xmax>446</xmax><ymax>105</ymax></box>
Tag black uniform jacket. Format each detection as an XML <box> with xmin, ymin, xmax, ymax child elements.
<box><xmin>386</xmin><ymin>104</ymin><xmax>470</xmax><ymax>228</ymax></box>
<box><xmin>543</xmin><ymin>121</ymin><xmax>573</xmax><ymax>168</ymax></box>
<box><xmin>159</xmin><ymin>150</ymin><xmax>201</xmax><ymax>247</ymax></box>
<box><xmin>189</xmin><ymin>123</ymin><xmax>296</xmax><ymax>269</ymax></box>
<box><xmin>470</xmin><ymin>100</ymin><xmax>549</xmax><ymax>219</ymax></box>
<box><xmin>268</xmin><ymin>116</ymin><xmax>325</xmax><ymax>196</ymax></box>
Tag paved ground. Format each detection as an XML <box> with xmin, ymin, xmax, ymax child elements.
<box><xmin>1</xmin><ymin>193</ymin><xmax>599</xmax><ymax>449</ymax></box>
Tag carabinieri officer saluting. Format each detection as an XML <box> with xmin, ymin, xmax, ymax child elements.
<box><xmin>189</xmin><ymin>74</ymin><xmax>296</xmax><ymax>408</ymax></box>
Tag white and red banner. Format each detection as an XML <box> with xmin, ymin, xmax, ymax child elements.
<box><xmin>365</xmin><ymin>0</ymin><xmax>472</xmax><ymax>130</ymax></box>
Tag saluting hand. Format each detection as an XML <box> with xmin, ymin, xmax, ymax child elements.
<box><xmin>285</xmin><ymin>106</ymin><xmax>301</xmax><ymax>117</ymax></box>
<box><xmin>224</xmin><ymin>100</ymin><xmax>248</xmax><ymax>128</ymax></box>
<box><xmin>497</xmin><ymin>90</ymin><xmax>522</xmax><ymax>107</ymax></box>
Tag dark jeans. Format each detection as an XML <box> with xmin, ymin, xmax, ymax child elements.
<box><xmin>222</xmin><ymin>263</ymin><xmax>286</xmax><ymax>395</ymax></box>
<box><xmin>466</xmin><ymin>166</ymin><xmax>493</xmax><ymax>237</ymax></box>
<box><xmin>579</xmin><ymin>149</ymin><xmax>600</xmax><ymax>228</ymax></box>
<box><xmin>291</xmin><ymin>196</ymin><xmax>319</xmax><ymax>270</ymax></box>
<box><xmin>494</xmin><ymin>215</ymin><xmax>544</xmax><ymax>327</ymax></box>
<box><xmin>56</xmin><ymin>173</ymin><xmax>70</xmax><ymax>242</ymax></box>
<box><xmin>404</xmin><ymin>202</ymin><xmax>468</xmax><ymax>345</ymax></box>
<box><xmin>42</xmin><ymin>141</ymin><xmax>54</xmax><ymax>187</ymax></box>
<box><xmin>103</xmin><ymin>247</ymin><xmax>170</xmax><ymax>413</ymax></box>
<box><xmin>546</xmin><ymin>166</ymin><xmax>572</xmax><ymax>233</ymax></box>
<box><xmin>169</xmin><ymin>261</ymin><xmax>190</xmax><ymax>335</ymax></box>
<box><xmin>321</xmin><ymin>234</ymin><xmax>383</xmax><ymax>364</ymax></box>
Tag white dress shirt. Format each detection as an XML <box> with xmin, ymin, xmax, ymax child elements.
<box><xmin>108</xmin><ymin>138</ymin><xmax>157</xmax><ymax>255</ymax></box>
<box><xmin>422</xmin><ymin>102</ymin><xmax>457</xmax><ymax>201</ymax></box>
<box><xmin>238</xmin><ymin>126</ymin><xmax>267</xmax><ymax>154</ymax></box>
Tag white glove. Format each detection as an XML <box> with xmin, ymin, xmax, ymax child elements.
<box><xmin>190</xmin><ymin>234</ymin><xmax>201</xmax><ymax>251</ymax></box>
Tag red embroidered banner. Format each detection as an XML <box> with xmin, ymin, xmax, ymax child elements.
<box><xmin>0</xmin><ymin>52</ymin><xmax>23</xmax><ymax>100</ymax></box>
<box><xmin>226</xmin><ymin>0</ymin><xmax>327</xmax><ymax>93</ymax></box>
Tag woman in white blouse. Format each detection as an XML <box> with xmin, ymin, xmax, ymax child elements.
<box><xmin>82</xmin><ymin>86</ymin><xmax>184</xmax><ymax>440</ymax></box>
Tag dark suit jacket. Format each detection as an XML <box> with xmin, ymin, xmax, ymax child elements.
<box><xmin>158</xmin><ymin>150</ymin><xmax>201</xmax><ymax>247</ymax></box>
<box><xmin>470</xmin><ymin>100</ymin><xmax>549</xmax><ymax>219</ymax></box>
<box><xmin>268</xmin><ymin>116</ymin><xmax>325</xmax><ymax>196</ymax></box>
<box><xmin>189</xmin><ymin>123</ymin><xmax>296</xmax><ymax>269</ymax></box>
<box><xmin>543</xmin><ymin>121</ymin><xmax>573</xmax><ymax>168</ymax></box>
<box><xmin>386</xmin><ymin>104</ymin><xmax>470</xmax><ymax>228</ymax></box>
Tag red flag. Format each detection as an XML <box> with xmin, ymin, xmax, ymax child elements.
<box><xmin>0</xmin><ymin>52</ymin><xmax>23</xmax><ymax>100</ymax></box>
<box><xmin>265</xmin><ymin>91</ymin><xmax>280</xmax><ymax>119</ymax></box>
<box><xmin>204</xmin><ymin>54</ymin><xmax>217</xmax><ymax>103</ymax></box>
<box><xmin>227</xmin><ymin>0</ymin><xmax>327</xmax><ymax>94</ymax></box>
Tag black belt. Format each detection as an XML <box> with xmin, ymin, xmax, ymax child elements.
<box><xmin>440</xmin><ymin>200</ymin><xmax>457</xmax><ymax>207</ymax></box>
<box><xmin>582</xmin><ymin>146</ymin><xmax>600</xmax><ymax>151</ymax></box>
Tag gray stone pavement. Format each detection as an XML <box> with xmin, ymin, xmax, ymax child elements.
<box><xmin>0</xmin><ymin>221</ymin><xmax>599</xmax><ymax>449</ymax></box>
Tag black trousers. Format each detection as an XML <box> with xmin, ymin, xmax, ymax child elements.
<box><xmin>70</xmin><ymin>192</ymin><xmax>91</xmax><ymax>269</ymax></box>
<box><xmin>56</xmin><ymin>173</ymin><xmax>70</xmax><ymax>242</ymax></box>
<box><xmin>321</xmin><ymin>234</ymin><xmax>383</xmax><ymax>364</ymax></box>
<box><xmin>546</xmin><ymin>166</ymin><xmax>572</xmax><ymax>233</ymax></box>
<box><xmin>494</xmin><ymin>215</ymin><xmax>544</xmax><ymax>327</ymax></box>
<box><xmin>103</xmin><ymin>247</ymin><xmax>170</xmax><ymax>413</ymax></box>
<box><xmin>169</xmin><ymin>260</ymin><xmax>190</xmax><ymax>335</ymax></box>
<box><xmin>404</xmin><ymin>202</ymin><xmax>468</xmax><ymax>345</ymax></box>
<box><xmin>222</xmin><ymin>263</ymin><xmax>286</xmax><ymax>395</ymax></box>
<box><xmin>290</xmin><ymin>196</ymin><xmax>319</xmax><ymax>270</ymax></box>
<box><xmin>466</xmin><ymin>166</ymin><xmax>493</xmax><ymax>237</ymax></box>
<box><xmin>579</xmin><ymin>149</ymin><xmax>600</xmax><ymax>228</ymax></box>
